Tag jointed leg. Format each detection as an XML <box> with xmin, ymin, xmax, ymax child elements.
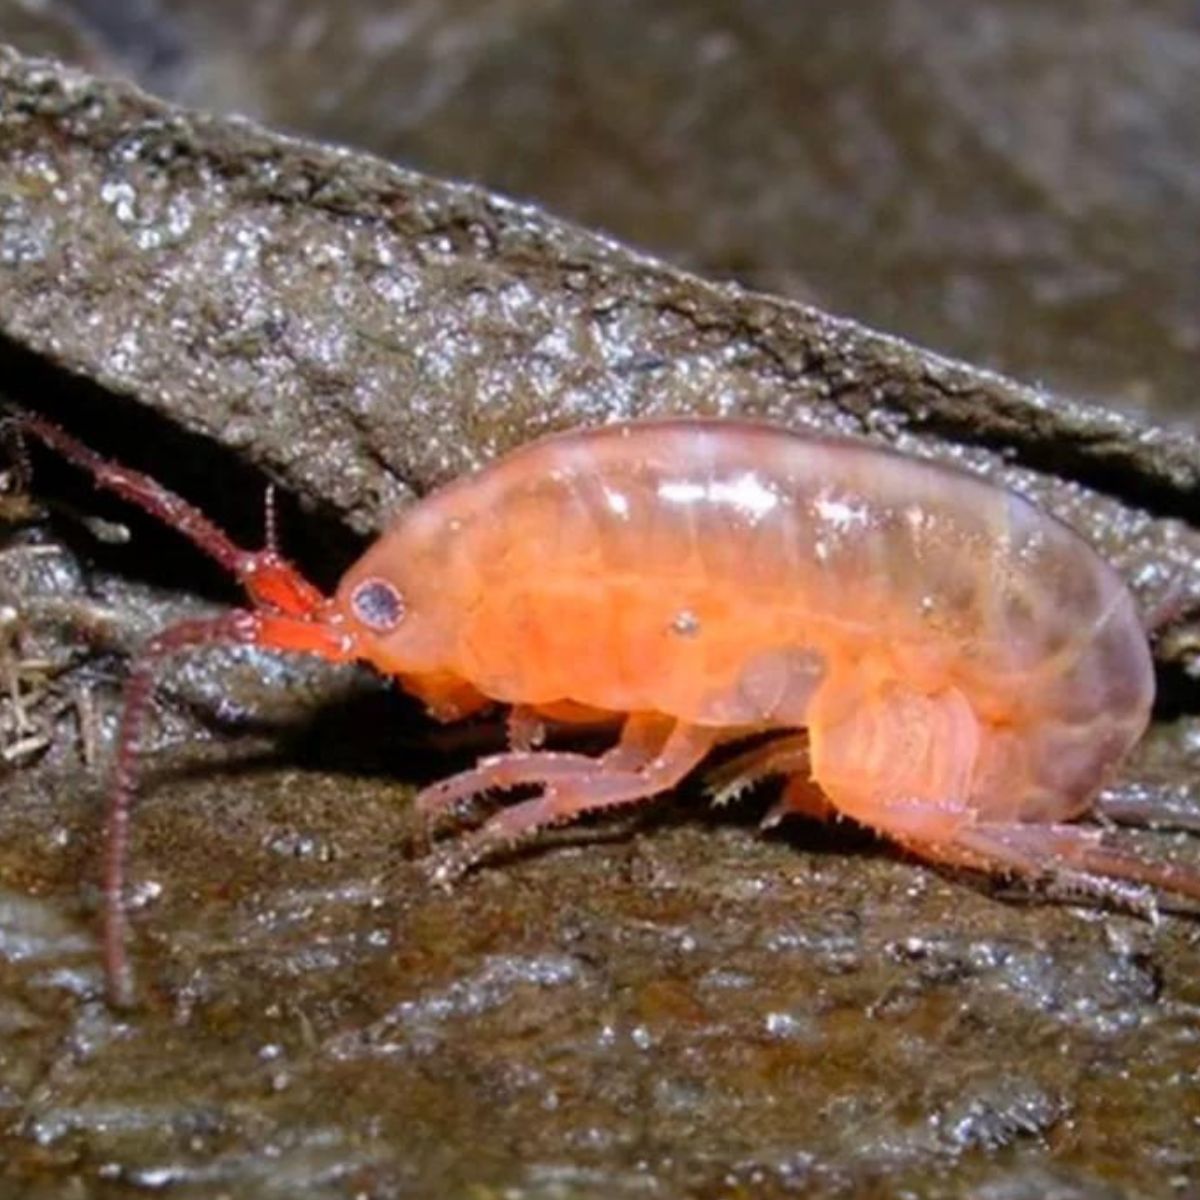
<box><xmin>416</xmin><ymin>711</ymin><xmax>675</xmax><ymax>829</ymax></box>
<box><xmin>415</xmin><ymin>749</ymin><xmax>614</xmax><ymax>829</ymax></box>
<box><xmin>704</xmin><ymin>732</ymin><xmax>810</xmax><ymax>808</ymax></box>
<box><xmin>946</xmin><ymin>821</ymin><xmax>1200</xmax><ymax>911</ymax></box>
<box><xmin>428</xmin><ymin>719</ymin><xmax>717</xmax><ymax>882</ymax></box>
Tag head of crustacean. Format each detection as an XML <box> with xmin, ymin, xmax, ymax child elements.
<box><xmin>331</xmin><ymin>496</ymin><xmax>485</xmax><ymax>718</ymax></box>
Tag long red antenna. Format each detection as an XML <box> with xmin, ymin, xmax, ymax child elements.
<box><xmin>15</xmin><ymin>412</ymin><xmax>251</xmax><ymax>575</ymax></box>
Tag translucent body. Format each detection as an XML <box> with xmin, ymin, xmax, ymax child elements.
<box><xmin>339</xmin><ymin>420</ymin><xmax>1155</xmax><ymax>840</ymax></box>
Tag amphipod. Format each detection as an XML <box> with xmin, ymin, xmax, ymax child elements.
<box><xmin>12</xmin><ymin>414</ymin><xmax>1198</xmax><ymax>1005</ymax></box>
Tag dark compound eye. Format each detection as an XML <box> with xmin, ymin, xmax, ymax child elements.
<box><xmin>350</xmin><ymin>577</ymin><xmax>406</xmax><ymax>632</ymax></box>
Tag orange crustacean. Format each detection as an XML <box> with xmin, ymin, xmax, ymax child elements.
<box><xmin>10</xmin><ymin>412</ymin><xmax>1200</xmax><ymax>1005</ymax></box>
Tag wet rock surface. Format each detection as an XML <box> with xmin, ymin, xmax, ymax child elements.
<box><xmin>0</xmin><ymin>38</ymin><xmax>1199</xmax><ymax>1200</ymax></box>
<box><xmin>5</xmin><ymin>0</ymin><xmax>1199</xmax><ymax>425</ymax></box>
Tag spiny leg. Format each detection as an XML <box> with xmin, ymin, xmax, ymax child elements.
<box><xmin>429</xmin><ymin>720</ymin><xmax>717</xmax><ymax>883</ymax></box>
<box><xmin>415</xmin><ymin>750</ymin><xmax>613</xmax><ymax>830</ymax></box>
<box><xmin>704</xmin><ymin>732</ymin><xmax>810</xmax><ymax>808</ymax></box>
<box><xmin>416</xmin><ymin>711</ymin><xmax>674</xmax><ymax>831</ymax></box>
<box><xmin>947</xmin><ymin>821</ymin><xmax>1200</xmax><ymax>913</ymax></box>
